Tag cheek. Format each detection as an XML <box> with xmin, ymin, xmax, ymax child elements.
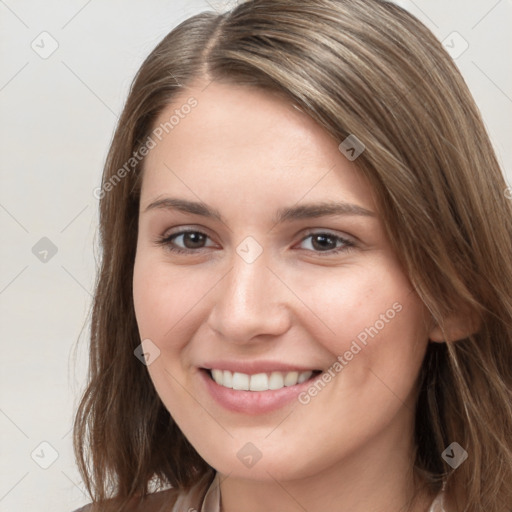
<box><xmin>132</xmin><ymin>255</ymin><xmax>205</xmax><ymax>414</ymax></box>
<box><xmin>285</xmin><ymin>258</ymin><xmax>424</xmax><ymax>353</ymax></box>
<box><xmin>132</xmin><ymin>253</ymin><xmax>232</xmax><ymax>400</ymax></box>
<box><xmin>132</xmin><ymin>255</ymin><xmax>208</xmax><ymax>350</ymax></box>
<box><xmin>286</xmin><ymin>258</ymin><xmax>430</xmax><ymax>410</ymax></box>
<box><xmin>132</xmin><ymin>248</ymin><xmax>431</xmax><ymax>480</ymax></box>
<box><xmin>133</xmin><ymin>260</ymin><xmax>171</xmax><ymax>343</ymax></box>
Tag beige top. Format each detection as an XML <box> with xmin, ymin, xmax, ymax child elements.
<box><xmin>75</xmin><ymin>472</ymin><xmax>445</xmax><ymax>511</ymax></box>
<box><xmin>171</xmin><ymin>472</ymin><xmax>445</xmax><ymax>512</ymax></box>
<box><xmin>170</xmin><ymin>471</ymin><xmax>221</xmax><ymax>511</ymax></box>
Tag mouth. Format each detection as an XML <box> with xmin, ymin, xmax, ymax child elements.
<box><xmin>204</xmin><ymin>368</ymin><xmax>323</xmax><ymax>391</ymax></box>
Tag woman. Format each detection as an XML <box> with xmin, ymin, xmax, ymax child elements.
<box><xmin>74</xmin><ymin>0</ymin><xmax>512</xmax><ymax>511</ymax></box>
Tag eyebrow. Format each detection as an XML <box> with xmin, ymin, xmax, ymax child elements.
<box><xmin>143</xmin><ymin>197</ymin><xmax>376</xmax><ymax>223</ymax></box>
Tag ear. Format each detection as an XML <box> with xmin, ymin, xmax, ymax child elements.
<box><xmin>428</xmin><ymin>310</ymin><xmax>481</xmax><ymax>343</ymax></box>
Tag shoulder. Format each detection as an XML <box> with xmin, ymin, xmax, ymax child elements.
<box><xmin>72</xmin><ymin>488</ymin><xmax>180</xmax><ymax>512</ymax></box>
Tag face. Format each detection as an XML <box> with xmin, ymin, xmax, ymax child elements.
<box><xmin>133</xmin><ymin>80</ymin><xmax>432</xmax><ymax>482</ymax></box>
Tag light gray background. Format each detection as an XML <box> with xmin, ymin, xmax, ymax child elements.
<box><xmin>1</xmin><ymin>1</ymin><xmax>511</xmax><ymax>511</ymax></box>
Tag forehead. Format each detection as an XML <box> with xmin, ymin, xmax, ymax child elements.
<box><xmin>140</xmin><ymin>80</ymin><xmax>376</xmax><ymax>214</ymax></box>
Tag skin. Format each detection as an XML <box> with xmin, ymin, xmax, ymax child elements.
<box><xmin>132</xmin><ymin>79</ymin><xmax>441</xmax><ymax>512</ymax></box>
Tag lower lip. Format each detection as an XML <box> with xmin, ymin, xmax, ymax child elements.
<box><xmin>199</xmin><ymin>369</ymin><xmax>319</xmax><ymax>415</ymax></box>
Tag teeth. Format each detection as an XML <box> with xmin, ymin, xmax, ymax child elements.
<box><xmin>232</xmin><ymin>372</ymin><xmax>250</xmax><ymax>390</ymax></box>
<box><xmin>212</xmin><ymin>369</ymin><xmax>223</xmax><ymax>384</ymax></box>
<box><xmin>284</xmin><ymin>371</ymin><xmax>299</xmax><ymax>386</ymax></box>
<box><xmin>268</xmin><ymin>371</ymin><xmax>284</xmax><ymax>390</ymax></box>
<box><xmin>249</xmin><ymin>373</ymin><xmax>268</xmax><ymax>391</ymax></box>
<box><xmin>297</xmin><ymin>371</ymin><xmax>312</xmax><ymax>384</ymax></box>
<box><xmin>210</xmin><ymin>369</ymin><xmax>314</xmax><ymax>391</ymax></box>
<box><xmin>223</xmin><ymin>370</ymin><xmax>233</xmax><ymax>388</ymax></box>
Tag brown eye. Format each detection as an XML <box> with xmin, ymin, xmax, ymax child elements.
<box><xmin>311</xmin><ymin>234</ymin><xmax>337</xmax><ymax>251</ymax></box>
<box><xmin>156</xmin><ymin>230</ymin><xmax>215</xmax><ymax>254</ymax></box>
<box><xmin>177</xmin><ymin>232</ymin><xmax>207</xmax><ymax>249</ymax></box>
<box><xmin>298</xmin><ymin>232</ymin><xmax>355</xmax><ymax>254</ymax></box>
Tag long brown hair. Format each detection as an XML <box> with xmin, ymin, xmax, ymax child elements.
<box><xmin>74</xmin><ymin>1</ymin><xmax>512</xmax><ymax>510</ymax></box>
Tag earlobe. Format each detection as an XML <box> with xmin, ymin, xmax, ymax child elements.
<box><xmin>428</xmin><ymin>311</ymin><xmax>482</xmax><ymax>343</ymax></box>
<box><xmin>428</xmin><ymin>324</ymin><xmax>449</xmax><ymax>343</ymax></box>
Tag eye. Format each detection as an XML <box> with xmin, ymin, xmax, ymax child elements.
<box><xmin>297</xmin><ymin>231</ymin><xmax>355</xmax><ymax>255</ymax></box>
<box><xmin>155</xmin><ymin>229</ymin><xmax>216</xmax><ymax>254</ymax></box>
<box><xmin>155</xmin><ymin>229</ymin><xmax>355</xmax><ymax>256</ymax></box>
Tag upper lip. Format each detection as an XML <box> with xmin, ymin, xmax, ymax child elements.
<box><xmin>201</xmin><ymin>360</ymin><xmax>321</xmax><ymax>375</ymax></box>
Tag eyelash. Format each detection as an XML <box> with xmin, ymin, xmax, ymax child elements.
<box><xmin>154</xmin><ymin>229</ymin><xmax>356</xmax><ymax>256</ymax></box>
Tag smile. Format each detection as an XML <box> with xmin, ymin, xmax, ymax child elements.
<box><xmin>208</xmin><ymin>369</ymin><xmax>322</xmax><ymax>391</ymax></box>
<box><xmin>200</xmin><ymin>363</ymin><xmax>325</xmax><ymax>414</ymax></box>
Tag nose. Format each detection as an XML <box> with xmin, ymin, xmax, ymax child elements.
<box><xmin>206</xmin><ymin>251</ymin><xmax>292</xmax><ymax>344</ymax></box>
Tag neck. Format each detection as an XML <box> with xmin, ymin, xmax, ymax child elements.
<box><xmin>218</xmin><ymin>414</ymin><xmax>436</xmax><ymax>512</ymax></box>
